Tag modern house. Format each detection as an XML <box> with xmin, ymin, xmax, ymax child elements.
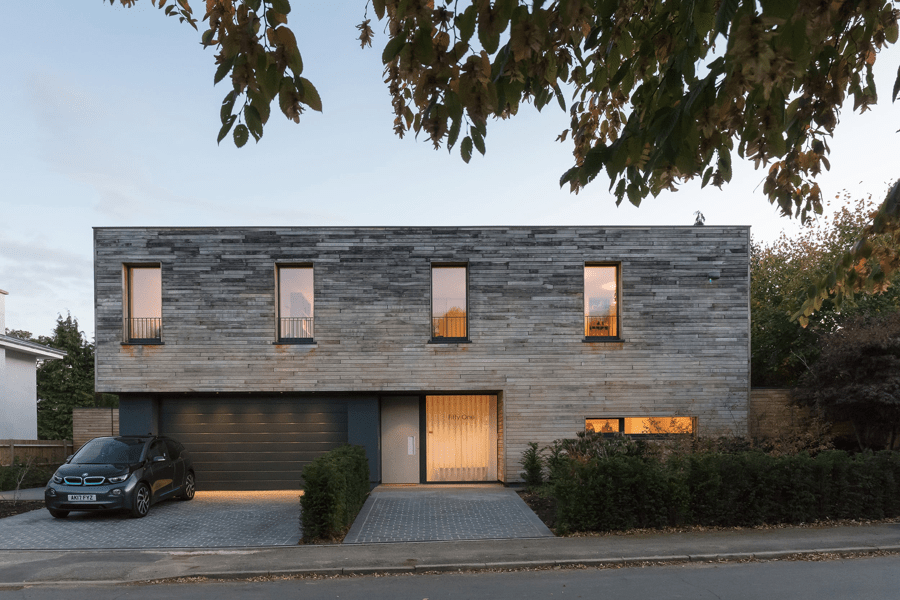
<box><xmin>94</xmin><ymin>226</ymin><xmax>750</xmax><ymax>490</ymax></box>
<box><xmin>0</xmin><ymin>289</ymin><xmax>67</xmax><ymax>440</ymax></box>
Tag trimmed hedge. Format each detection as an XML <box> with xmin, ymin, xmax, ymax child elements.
<box><xmin>299</xmin><ymin>445</ymin><xmax>369</xmax><ymax>541</ymax></box>
<box><xmin>552</xmin><ymin>449</ymin><xmax>900</xmax><ymax>533</ymax></box>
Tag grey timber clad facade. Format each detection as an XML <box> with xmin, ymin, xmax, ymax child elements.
<box><xmin>94</xmin><ymin>226</ymin><xmax>750</xmax><ymax>489</ymax></box>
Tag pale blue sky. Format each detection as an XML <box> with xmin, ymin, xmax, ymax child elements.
<box><xmin>2</xmin><ymin>2</ymin><xmax>898</xmax><ymax>339</ymax></box>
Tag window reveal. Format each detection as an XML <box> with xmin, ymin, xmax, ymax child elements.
<box><xmin>432</xmin><ymin>265</ymin><xmax>467</xmax><ymax>340</ymax></box>
<box><xmin>278</xmin><ymin>266</ymin><xmax>314</xmax><ymax>341</ymax></box>
<box><xmin>584</xmin><ymin>265</ymin><xmax>619</xmax><ymax>338</ymax></box>
<box><xmin>126</xmin><ymin>266</ymin><xmax>161</xmax><ymax>342</ymax></box>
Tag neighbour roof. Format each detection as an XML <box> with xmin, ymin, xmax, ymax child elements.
<box><xmin>0</xmin><ymin>334</ymin><xmax>67</xmax><ymax>360</ymax></box>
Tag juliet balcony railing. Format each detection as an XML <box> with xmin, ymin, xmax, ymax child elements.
<box><xmin>584</xmin><ymin>315</ymin><xmax>618</xmax><ymax>338</ymax></box>
<box><xmin>279</xmin><ymin>317</ymin><xmax>314</xmax><ymax>341</ymax></box>
<box><xmin>128</xmin><ymin>318</ymin><xmax>162</xmax><ymax>342</ymax></box>
<box><xmin>432</xmin><ymin>316</ymin><xmax>467</xmax><ymax>339</ymax></box>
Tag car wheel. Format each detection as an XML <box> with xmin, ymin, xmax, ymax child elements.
<box><xmin>48</xmin><ymin>508</ymin><xmax>69</xmax><ymax>519</ymax></box>
<box><xmin>130</xmin><ymin>483</ymin><xmax>151</xmax><ymax>518</ymax></box>
<box><xmin>179</xmin><ymin>471</ymin><xmax>196</xmax><ymax>501</ymax></box>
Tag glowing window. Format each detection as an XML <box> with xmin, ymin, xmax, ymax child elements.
<box><xmin>432</xmin><ymin>265</ymin><xmax>467</xmax><ymax>340</ymax></box>
<box><xmin>586</xmin><ymin>417</ymin><xmax>695</xmax><ymax>436</ymax></box>
<box><xmin>278</xmin><ymin>266</ymin><xmax>314</xmax><ymax>341</ymax></box>
<box><xmin>584</xmin><ymin>265</ymin><xmax>619</xmax><ymax>338</ymax></box>
<box><xmin>126</xmin><ymin>266</ymin><xmax>161</xmax><ymax>342</ymax></box>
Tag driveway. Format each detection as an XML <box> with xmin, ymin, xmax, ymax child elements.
<box><xmin>0</xmin><ymin>491</ymin><xmax>300</xmax><ymax>549</ymax></box>
<box><xmin>343</xmin><ymin>484</ymin><xmax>554</xmax><ymax>543</ymax></box>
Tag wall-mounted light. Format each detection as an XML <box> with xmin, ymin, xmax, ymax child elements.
<box><xmin>708</xmin><ymin>270</ymin><xmax>721</xmax><ymax>282</ymax></box>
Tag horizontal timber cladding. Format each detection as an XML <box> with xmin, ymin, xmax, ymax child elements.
<box><xmin>158</xmin><ymin>397</ymin><xmax>348</xmax><ymax>490</ymax></box>
<box><xmin>95</xmin><ymin>226</ymin><xmax>751</xmax><ymax>482</ymax></box>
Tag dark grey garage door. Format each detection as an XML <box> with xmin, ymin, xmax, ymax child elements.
<box><xmin>159</xmin><ymin>398</ymin><xmax>348</xmax><ymax>490</ymax></box>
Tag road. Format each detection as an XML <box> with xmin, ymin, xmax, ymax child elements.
<box><xmin>2</xmin><ymin>555</ymin><xmax>898</xmax><ymax>599</ymax></box>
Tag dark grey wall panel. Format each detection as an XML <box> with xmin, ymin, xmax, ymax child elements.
<box><xmin>347</xmin><ymin>397</ymin><xmax>380</xmax><ymax>483</ymax></box>
<box><xmin>159</xmin><ymin>397</ymin><xmax>348</xmax><ymax>490</ymax></box>
<box><xmin>118</xmin><ymin>397</ymin><xmax>158</xmax><ymax>436</ymax></box>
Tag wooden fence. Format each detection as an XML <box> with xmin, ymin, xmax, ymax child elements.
<box><xmin>0</xmin><ymin>440</ymin><xmax>73</xmax><ymax>467</ymax></box>
<box><xmin>73</xmin><ymin>408</ymin><xmax>119</xmax><ymax>451</ymax></box>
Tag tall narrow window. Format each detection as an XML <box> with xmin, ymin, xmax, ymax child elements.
<box><xmin>278</xmin><ymin>266</ymin><xmax>314</xmax><ymax>341</ymax></box>
<box><xmin>432</xmin><ymin>265</ymin><xmax>467</xmax><ymax>340</ymax></box>
<box><xmin>584</xmin><ymin>264</ymin><xmax>619</xmax><ymax>338</ymax></box>
<box><xmin>126</xmin><ymin>266</ymin><xmax>161</xmax><ymax>342</ymax></box>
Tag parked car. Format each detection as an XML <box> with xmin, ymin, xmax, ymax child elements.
<box><xmin>44</xmin><ymin>435</ymin><xmax>195</xmax><ymax>518</ymax></box>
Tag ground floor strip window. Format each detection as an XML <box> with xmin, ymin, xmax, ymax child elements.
<box><xmin>585</xmin><ymin>416</ymin><xmax>695</xmax><ymax>437</ymax></box>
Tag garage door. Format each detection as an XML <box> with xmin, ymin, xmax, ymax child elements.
<box><xmin>159</xmin><ymin>398</ymin><xmax>348</xmax><ymax>490</ymax></box>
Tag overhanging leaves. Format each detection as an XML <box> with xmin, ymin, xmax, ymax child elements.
<box><xmin>233</xmin><ymin>123</ymin><xmax>249</xmax><ymax>147</ymax></box>
<box><xmin>111</xmin><ymin>0</ymin><xmax>900</xmax><ymax>263</ymax></box>
<box><xmin>795</xmin><ymin>180</ymin><xmax>900</xmax><ymax>326</ymax></box>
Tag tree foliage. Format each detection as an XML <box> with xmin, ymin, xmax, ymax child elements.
<box><xmin>798</xmin><ymin>179</ymin><xmax>900</xmax><ymax>323</ymax></box>
<box><xmin>6</xmin><ymin>316</ymin><xmax>118</xmax><ymax>441</ymax></box>
<box><xmin>110</xmin><ymin>1</ymin><xmax>900</xmax><ymax>210</ymax></box>
<box><xmin>752</xmin><ymin>193</ymin><xmax>900</xmax><ymax>386</ymax></box>
<box><xmin>111</xmin><ymin>1</ymin><xmax>900</xmax><ymax>319</ymax></box>
<box><xmin>793</xmin><ymin>311</ymin><xmax>900</xmax><ymax>451</ymax></box>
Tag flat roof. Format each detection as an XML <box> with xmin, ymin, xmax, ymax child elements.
<box><xmin>93</xmin><ymin>224</ymin><xmax>752</xmax><ymax>230</ymax></box>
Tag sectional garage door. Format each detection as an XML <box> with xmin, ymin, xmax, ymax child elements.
<box><xmin>159</xmin><ymin>398</ymin><xmax>348</xmax><ymax>490</ymax></box>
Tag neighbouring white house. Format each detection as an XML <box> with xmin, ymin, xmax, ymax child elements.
<box><xmin>0</xmin><ymin>290</ymin><xmax>66</xmax><ymax>440</ymax></box>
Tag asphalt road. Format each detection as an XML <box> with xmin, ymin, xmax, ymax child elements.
<box><xmin>3</xmin><ymin>555</ymin><xmax>899</xmax><ymax>600</ymax></box>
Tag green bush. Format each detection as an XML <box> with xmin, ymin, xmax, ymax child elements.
<box><xmin>0</xmin><ymin>461</ymin><xmax>58</xmax><ymax>492</ymax></box>
<box><xmin>299</xmin><ymin>445</ymin><xmax>369</xmax><ymax>541</ymax></box>
<box><xmin>539</xmin><ymin>442</ymin><xmax>900</xmax><ymax>533</ymax></box>
<box><xmin>519</xmin><ymin>442</ymin><xmax>544</xmax><ymax>488</ymax></box>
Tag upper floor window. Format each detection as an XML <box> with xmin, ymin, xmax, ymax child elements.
<box><xmin>432</xmin><ymin>265</ymin><xmax>467</xmax><ymax>341</ymax></box>
<box><xmin>126</xmin><ymin>265</ymin><xmax>162</xmax><ymax>343</ymax></box>
<box><xmin>277</xmin><ymin>265</ymin><xmax>314</xmax><ymax>342</ymax></box>
<box><xmin>584</xmin><ymin>264</ymin><xmax>619</xmax><ymax>339</ymax></box>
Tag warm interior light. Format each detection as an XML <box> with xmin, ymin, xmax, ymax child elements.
<box><xmin>585</xmin><ymin>416</ymin><xmax>694</xmax><ymax>435</ymax></box>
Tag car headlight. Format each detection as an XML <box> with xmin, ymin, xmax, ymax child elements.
<box><xmin>108</xmin><ymin>473</ymin><xmax>129</xmax><ymax>483</ymax></box>
<box><xmin>52</xmin><ymin>474</ymin><xmax>63</xmax><ymax>484</ymax></box>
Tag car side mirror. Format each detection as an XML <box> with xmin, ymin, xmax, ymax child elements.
<box><xmin>153</xmin><ymin>455</ymin><xmax>166</xmax><ymax>463</ymax></box>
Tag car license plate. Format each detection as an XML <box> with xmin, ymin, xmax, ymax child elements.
<box><xmin>68</xmin><ymin>494</ymin><xmax>96</xmax><ymax>501</ymax></box>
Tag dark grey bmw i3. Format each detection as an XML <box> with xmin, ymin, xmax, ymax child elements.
<box><xmin>44</xmin><ymin>435</ymin><xmax>195</xmax><ymax>518</ymax></box>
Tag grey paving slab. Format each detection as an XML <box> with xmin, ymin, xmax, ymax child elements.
<box><xmin>0</xmin><ymin>491</ymin><xmax>301</xmax><ymax>549</ymax></box>
<box><xmin>343</xmin><ymin>485</ymin><xmax>553</xmax><ymax>544</ymax></box>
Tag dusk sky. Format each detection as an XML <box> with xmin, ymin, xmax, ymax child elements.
<box><xmin>2</xmin><ymin>2</ymin><xmax>898</xmax><ymax>339</ymax></box>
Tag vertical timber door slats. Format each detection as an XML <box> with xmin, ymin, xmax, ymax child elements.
<box><xmin>425</xmin><ymin>395</ymin><xmax>497</xmax><ymax>482</ymax></box>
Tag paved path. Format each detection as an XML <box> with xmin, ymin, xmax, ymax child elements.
<box><xmin>344</xmin><ymin>485</ymin><xmax>553</xmax><ymax>543</ymax></box>
<box><xmin>0</xmin><ymin>523</ymin><xmax>898</xmax><ymax>587</ymax></box>
<box><xmin>0</xmin><ymin>491</ymin><xmax>300</xmax><ymax>550</ymax></box>
<box><xmin>0</xmin><ymin>487</ymin><xmax>44</xmax><ymax>501</ymax></box>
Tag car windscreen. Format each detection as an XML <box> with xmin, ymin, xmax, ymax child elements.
<box><xmin>71</xmin><ymin>438</ymin><xmax>145</xmax><ymax>465</ymax></box>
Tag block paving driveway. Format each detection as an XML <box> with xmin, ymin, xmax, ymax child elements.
<box><xmin>1</xmin><ymin>485</ymin><xmax>552</xmax><ymax>549</ymax></box>
<box><xmin>0</xmin><ymin>491</ymin><xmax>301</xmax><ymax>549</ymax></box>
<box><xmin>343</xmin><ymin>485</ymin><xmax>554</xmax><ymax>543</ymax></box>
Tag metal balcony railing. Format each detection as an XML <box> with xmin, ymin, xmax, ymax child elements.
<box><xmin>128</xmin><ymin>318</ymin><xmax>161</xmax><ymax>342</ymax></box>
<box><xmin>432</xmin><ymin>316</ymin><xmax>467</xmax><ymax>339</ymax></box>
<box><xmin>280</xmin><ymin>317</ymin><xmax>314</xmax><ymax>340</ymax></box>
<box><xmin>584</xmin><ymin>315</ymin><xmax>618</xmax><ymax>338</ymax></box>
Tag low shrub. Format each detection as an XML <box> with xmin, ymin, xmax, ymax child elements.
<box><xmin>519</xmin><ymin>442</ymin><xmax>544</xmax><ymax>488</ymax></box>
<box><xmin>299</xmin><ymin>445</ymin><xmax>369</xmax><ymax>541</ymax></box>
<box><xmin>535</xmin><ymin>438</ymin><xmax>900</xmax><ymax>533</ymax></box>
<box><xmin>0</xmin><ymin>461</ymin><xmax>58</xmax><ymax>492</ymax></box>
